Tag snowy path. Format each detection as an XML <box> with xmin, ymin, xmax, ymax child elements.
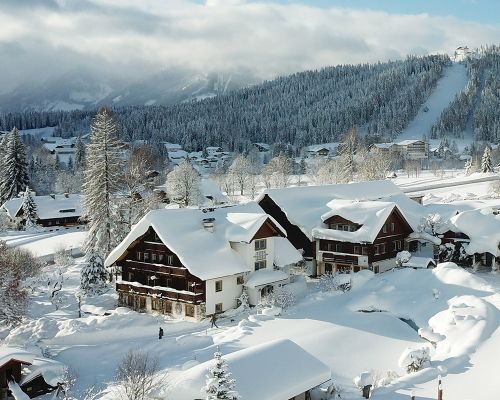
<box><xmin>397</xmin><ymin>63</ymin><xmax>468</xmax><ymax>140</ymax></box>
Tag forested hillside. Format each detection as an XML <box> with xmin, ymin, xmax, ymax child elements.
<box><xmin>431</xmin><ymin>45</ymin><xmax>500</xmax><ymax>142</ymax></box>
<box><xmin>1</xmin><ymin>55</ymin><xmax>449</xmax><ymax>151</ymax></box>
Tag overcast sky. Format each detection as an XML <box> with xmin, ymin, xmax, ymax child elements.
<box><xmin>1</xmin><ymin>0</ymin><xmax>499</xmax><ymax>92</ymax></box>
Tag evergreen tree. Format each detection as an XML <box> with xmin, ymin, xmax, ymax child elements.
<box><xmin>83</xmin><ymin>108</ymin><xmax>125</xmax><ymax>258</ymax></box>
<box><xmin>74</xmin><ymin>136</ymin><xmax>86</xmax><ymax>170</ymax></box>
<box><xmin>481</xmin><ymin>146</ymin><xmax>493</xmax><ymax>173</ymax></box>
<box><xmin>204</xmin><ymin>348</ymin><xmax>240</xmax><ymax>400</ymax></box>
<box><xmin>0</xmin><ymin>128</ymin><xmax>30</xmax><ymax>203</ymax></box>
<box><xmin>338</xmin><ymin>128</ymin><xmax>357</xmax><ymax>182</ymax></box>
<box><xmin>80</xmin><ymin>252</ymin><xmax>107</xmax><ymax>295</ymax></box>
<box><xmin>21</xmin><ymin>187</ymin><xmax>38</xmax><ymax>231</ymax></box>
<box><xmin>464</xmin><ymin>158</ymin><xmax>473</xmax><ymax>176</ymax></box>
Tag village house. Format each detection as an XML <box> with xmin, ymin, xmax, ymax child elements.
<box><xmin>258</xmin><ymin>181</ymin><xmax>422</xmax><ymax>275</ymax></box>
<box><xmin>168</xmin><ymin>338</ymin><xmax>331</xmax><ymax>400</ymax></box>
<box><xmin>0</xmin><ymin>193</ymin><xmax>84</xmax><ymax>228</ymax></box>
<box><xmin>252</xmin><ymin>142</ymin><xmax>270</xmax><ymax>152</ymax></box>
<box><xmin>306</xmin><ymin>143</ymin><xmax>339</xmax><ymax>158</ymax></box>
<box><xmin>371</xmin><ymin>140</ymin><xmax>429</xmax><ymax>160</ymax></box>
<box><xmin>105</xmin><ymin>203</ymin><xmax>302</xmax><ymax>319</ymax></box>
<box><xmin>312</xmin><ymin>200</ymin><xmax>414</xmax><ymax>274</ymax></box>
<box><xmin>0</xmin><ymin>347</ymin><xmax>65</xmax><ymax>399</ymax></box>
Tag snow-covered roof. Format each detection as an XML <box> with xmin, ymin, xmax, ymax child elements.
<box><xmin>8</xmin><ymin>381</ymin><xmax>29</xmax><ymax>400</ymax></box>
<box><xmin>307</xmin><ymin>142</ymin><xmax>339</xmax><ymax>153</ymax></box>
<box><xmin>168</xmin><ymin>339</ymin><xmax>331</xmax><ymax>400</ymax></box>
<box><xmin>168</xmin><ymin>149</ymin><xmax>188</xmax><ymax>159</ymax></box>
<box><xmin>244</xmin><ymin>269</ymin><xmax>289</xmax><ymax>288</ymax></box>
<box><xmin>20</xmin><ymin>357</ymin><xmax>66</xmax><ymax>387</ymax></box>
<box><xmin>105</xmin><ymin>203</ymin><xmax>287</xmax><ymax>280</ymax></box>
<box><xmin>200</xmin><ymin>178</ymin><xmax>230</xmax><ymax>204</ymax></box>
<box><xmin>402</xmin><ymin>257</ymin><xmax>436</xmax><ymax>269</ymax></box>
<box><xmin>0</xmin><ymin>347</ymin><xmax>34</xmax><ymax>368</ymax></box>
<box><xmin>258</xmin><ymin>180</ymin><xmax>404</xmax><ymax>239</ymax></box>
<box><xmin>312</xmin><ymin>200</ymin><xmax>408</xmax><ymax>243</ymax></box>
<box><xmin>372</xmin><ymin>142</ymin><xmax>395</xmax><ymax>149</ymax></box>
<box><xmin>1</xmin><ymin>194</ymin><xmax>83</xmax><ymax>220</ymax></box>
<box><xmin>396</xmin><ymin>139</ymin><xmax>425</xmax><ymax>146</ymax></box>
<box><xmin>449</xmin><ymin>208</ymin><xmax>500</xmax><ymax>256</ymax></box>
<box><xmin>274</xmin><ymin>236</ymin><xmax>303</xmax><ymax>266</ymax></box>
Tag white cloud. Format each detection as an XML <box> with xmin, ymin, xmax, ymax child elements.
<box><xmin>1</xmin><ymin>0</ymin><xmax>499</xmax><ymax>91</ymax></box>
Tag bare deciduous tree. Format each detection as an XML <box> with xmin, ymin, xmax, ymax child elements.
<box><xmin>114</xmin><ymin>350</ymin><xmax>163</xmax><ymax>400</ymax></box>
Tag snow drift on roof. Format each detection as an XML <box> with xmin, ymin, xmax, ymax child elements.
<box><xmin>0</xmin><ymin>347</ymin><xmax>34</xmax><ymax>368</ymax></box>
<box><xmin>244</xmin><ymin>269</ymin><xmax>289</xmax><ymax>288</ymax></box>
<box><xmin>274</xmin><ymin>236</ymin><xmax>303</xmax><ymax>266</ymax></box>
<box><xmin>168</xmin><ymin>339</ymin><xmax>331</xmax><ymax>400</ymax></box>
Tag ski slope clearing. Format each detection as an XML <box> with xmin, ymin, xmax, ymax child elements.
<box><xmin>3</xmin><ymin>261</ymin><xmax>497</xmax><ymax>399</ymax></box>
<box><xmin>398</xmin><ymin>63</ymin><xmax>468</xmax><ymax>140</ymax></box>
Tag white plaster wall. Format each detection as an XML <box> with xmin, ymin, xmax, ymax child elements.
<box><xmin>374</xmin><ymin>257</ymin><xmax>397</xmax><ymax>273</ymax></box>
<box><xmin>230</xmin><ymin>237</ymin><xmax>275</xmax><ymax>271</ymax></box>
<box><xmin>205</xmin><ymin>275</ymin><xmax>243</xmax><ymax>315</ymax></box>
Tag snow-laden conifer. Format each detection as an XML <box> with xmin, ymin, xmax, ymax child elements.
<box><xmin>80</xmin><ymin>252</ymin><xmax>107</xmax><ymax>295</ymax></box>
<box><xmin>21</xmin><ymin>187</ymin><xmax>38</xmax><ymax>231</ymax></box>
<box><xmin>481</xmin><ymin>146</ymin><xmax>493</xmax><ymax>173</ymax></box>
<box><xmin>83</xmin><ymin>108</ymin><xmax>125</xmax><ymax>258</ymax></box>
<box><xmin>0</xmin><ymin>128</ymin><xmax>29</xmax><ymax>203</ymax></box>
<box><xmin>74</xmin><ymin>136</ymin><xmax>86</xmax><ymax>170</ymax></box>
<box><xmin>204</xmin><ymin>349</ymin><xmax>240</xmax><ymax>400</ymax></box>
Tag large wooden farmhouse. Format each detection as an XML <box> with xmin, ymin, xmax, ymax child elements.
<box><xmin>312</xmin><ymin>200</ymin><xmax>414</xmax><ymax>274</ymax></box>
<box><xmin>105</xmin><ymin>203</ymin><xmax>302</xmax><ymax>319</ymax></box>
<box><xmin>258</xmin><ymin>180</ymin><xmax>420</xmax><ymax>274</ymax></box>
<box><xmin>0</xmin><ymin>194</ymin><xmax>84</xmax><ymax>228</ymax></box>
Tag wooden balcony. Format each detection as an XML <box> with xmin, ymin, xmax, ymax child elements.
<box><xmin>125</xmin><ymin>260</ymin><xmax>187</xmax><ymax>277</ymax></box>
<box><xmin>321</xmin><ymin>252</ymin><xmax>359</xmax><ymax>265</ymax></box>
<box><xmin>116</xmin><ymin>282</ymin><xmax>204</xmax><ymax>304</ymax></box>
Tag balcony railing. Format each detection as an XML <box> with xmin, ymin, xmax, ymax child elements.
<box><xmin>116</xmin><ymin>282</ymin><xmax>204</xmax><ymax>304</ymax></box>
<box><xmin>125</xmin><ymin>260</ymin><xmax>187</xmax><ymax>277</ymax></box>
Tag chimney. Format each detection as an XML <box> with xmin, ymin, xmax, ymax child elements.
<box><xmin>49</xmin><ymin>194</ymin><xmax>56</xmax><ymax>199</ymax></box>
<box><xmin>202</xmin><ymin>217</ymin><xmax>215</xmax><ymax>233</ymax></box>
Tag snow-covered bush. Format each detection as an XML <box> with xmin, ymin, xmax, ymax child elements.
<box><xmin>396</xmin><ymin>251</ymin><xmax>412</xmax><ymax>267</ymax></box>
<box><xmin>318</xmin><ymin>273</ymin><xmax>352</xmax><ymax>293</ymax></box>
<box><xmin>236</xmin><ymin>290</ymin><xmax>249</xmax><ymax>310</ymax></box>
<box><xmin>398</xmin><ymin>346</ymin><xmax>431</xmax><ymax>373</ymax></box>
<box><xmin>204</xmin><ymin>348</ymin><xmax>240</xmax><ymax>400</ymax></box>
<box><xmin>259</xmin><ymin>287</ymin><xmax>296</xmax><ymax>310</ymax></box>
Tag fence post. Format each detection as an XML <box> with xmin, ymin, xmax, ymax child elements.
<box><xmin>437</xmin><ymin>376</ymin><xmax>443</xmax><ymax>400</ymax></box>
<box><xmin>411</xmin><ymin>389</ymin><xmax>416</xmax><ymax>400</ymax></box>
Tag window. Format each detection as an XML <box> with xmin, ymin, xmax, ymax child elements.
<box><xmin>255</xmin><ymin>260</ymin><xmax>266</xmax><ymax>270</ymax></box>
<box><xmin>215</xmin><ymin>280</ymin><xmax>223</xmax><ymax>292</ymax></box>
<box><xmin>152</xmin><ymin>298</ymin><xmax>159</xmax><ymax>311</ymax></box>
<box><xmin>151</xmin><ymin>253</ymin><xmax>156</xmax><ymax>262</ymax></box>
<box><xmin>185</xmin><ymin>304</ymin><xmax>195</xmax><ymax>317</ymax></box>
<box><xmin>143</xmin><ymin>252</ymin><xmax>149</xmax><ymax>262</ymax></box>
<box><xmin>139</xmin><ymin>297</ymin><xmax>146</xmax><ymax>309</ymax></box>
<box><xmin>164</xmin><ymin>301</ymin><xmax>172</xmax><ymax>313</ymax></box>
<box><xmin>354</xmin><ymin>246</ymin><xmax>361</xmax><ymax>255</ymax></box>
<box><xmin>397</xmin><ymin>241</ymin><xmax>402</xmax><ymax>250</ymax></box>
<box><xmin>136</xmin><ymin>252</ymin><xmax>142</xmax><ymax>261</ymax></box>
<box><xmin>158</xmin><ymin>254</ymin><xmax>164</xmax><ymax>263</ymax></box>
<box><xmin>255</xmin><ymin>239</ymin><xmax>267</xmax><ymax>250</ymax></box>
<box><xmin>391</xmin><ymin>222</ymin><xmax>395</xmax><ymax>232</ymax></box>
<box><xmin>380</xmin><ymin>243</ymin><xmax>386</xmax><ymax>254</ymax></box>
<box><xmin>383</xmin><ymin>224</ymin><xmax>387</xmax><ymax>233</ymax></box>
<box><xmin>215</xmin><ymin>303</ymin><xmax>223</xmax><ymax>313</ymax></box>
<box><xmin>326</xmin><ymin>242</ymin><xmax>335</xmax><ymax>252</ymax></box>
<box><xmin>374</xmin><ymin>245</ymin><xmax>380</xmax><ymax>255</ymax></box>
<box><xmin>128</xmin><ymin>272</ymin><xmax>134</xmax><ymax>282</ymax></box>
<box><xmin>237</xmin><ymin>275</ymin><xmax>244</xmax><ymax>285</ymax></box>
<box><xmin>393</xmin><ymin>241</ymin><xmax>398</xmax><ymax>251</ymax></box>
<box><xmin>335</xmin><ymin>243</ymin><xmax>342</xmax><ymax>252</ymax></box>
<box><xmin>166</xmin><ymin>255</ymin><xmax>174</xmax><ymax>265</ymax></box>
<box><xmin>362</xmin><ymin>247</ymin><xmax>369</xmax><ymax>256</ymax></box>
<box><xmin>165</xmin><ymin>278</ymin><xmax>171</xmax><ymax>287</ymax></box>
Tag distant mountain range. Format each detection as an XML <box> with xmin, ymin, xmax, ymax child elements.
<box><xmin>0</xmin><ymin>68</ymin><xmax>260</xmax><ymax>112</ymax></box>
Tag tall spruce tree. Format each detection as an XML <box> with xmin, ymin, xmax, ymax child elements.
<box><xmin>74</xmin><ymin>136</ymin><xmax>86</xmax><ymax>170</ymax></box>
<box><xmin>21</xmin><ymin>187</ymin><xmax>38</xmax><ymax>231</ymax></box>
<box><xmin>481</xmin><ymin>146</ymin><xmax>493</xmax><ymax>173</ymax></box>
<box><xmin>83</xmin><ymin>108</ymin><xmax>125</xmax><ymax>258</ymax></box>
<box><xmin>204</xmin><ymin>349</ymin><xmax>240</xmax><ymax>400</ymax></box>
<box><xmin>0</xmin><ymin>128</ymin><xmax>29</xmax><ymax>203</ymax></box>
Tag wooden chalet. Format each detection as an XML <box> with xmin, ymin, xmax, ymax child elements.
<box><xmin>105</xmin><ymin>204</ymin><xmax>302</xmax><ymax>318</ymax></box>
<box><xmin>313</xmin><ymin>202</ymin><xmax>414</xmax><ymax>274</ymax></box>
<box><xmin>0</xmin><ymin>194</ymin><xmax>84</xmax><ymax>228</ymax></box>
<box><xmin>0</xmin><ymin>348</ymin><xmax>64</xmax><ymax>399</ymax></box>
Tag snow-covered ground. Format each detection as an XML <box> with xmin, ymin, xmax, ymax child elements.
<box><xmin>398</xmin><ymin>63</ymin><xmax>469</xmax><ymax>141</ymax></box>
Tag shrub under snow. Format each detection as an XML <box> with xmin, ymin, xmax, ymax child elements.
<box><xmin>398</xmin><ymin>346</ymin><xmax>431</xmax><ymax>373</ymax></box>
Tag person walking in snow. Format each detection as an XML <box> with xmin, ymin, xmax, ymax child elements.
<box><xmin>159</xmin><ymin>327</ymin><xmax>164</xmax><ymax>339</ymax></box>
<box><xmin>210</xmin><ymin>313</ymin><xmax>218</xmax><ymax>328</ymax></box>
